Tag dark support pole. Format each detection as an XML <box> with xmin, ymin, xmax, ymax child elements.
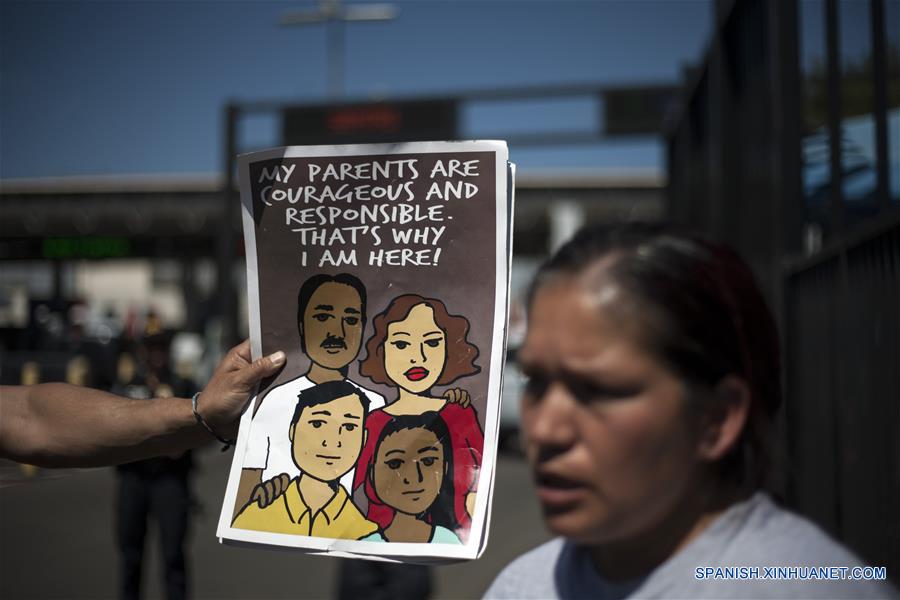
<box><xmin>707</xmin><ymin>3</ymin><xmax>725</xmax><ymax>239</ymax></box>
<box><xmin>217</xmin><ymin>103</ymin><xmax>239</xmax><ymax>347</ymax></box>
<box><xmin>870</xmin><ymin>0</ymin><xmax>890</xmax><ymax>213</ymax></box>
<box><xmin>771</xmin><ymin>0</ymin><xmax>802</xmax><ymax>258</ymax></box>
<box><xmin>768</xmin><ymin>0</ymin><xmax>802</xmax><ymax>502</ymax></box>
<box><xmin>824</xmin><ymin>0</ymin><xmax>846</xmax><ymax>539</ymax></box>
<box><xmin>825</xmin><ymin>0</ymin><xmax>844</xmax><ymax>234</ymax></box>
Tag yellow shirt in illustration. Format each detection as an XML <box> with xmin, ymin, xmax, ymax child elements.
<box><xmin>233</xmin><ymin>480</ymin><xmax>377</xmax><ymax>540</ymax></box>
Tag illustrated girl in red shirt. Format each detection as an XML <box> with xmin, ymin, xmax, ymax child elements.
<box><xmin>355</xmin><ymin>294</ymin><xmax>483</xmax><ymax>540</ymax></box>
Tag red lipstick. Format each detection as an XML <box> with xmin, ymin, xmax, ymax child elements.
<box><xmin>404</xmin><ymin>367</ymin><xmax>429</xmax><ymax>381</ymax></box>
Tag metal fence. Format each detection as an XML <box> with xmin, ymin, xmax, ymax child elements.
<box><xmin>666</xmin><ymin>0</ymin><xmax>899</xmax><ymax>581</ymax></box>
<box><xmin>784</xmin><ymin>217</ymin><xmax>900</xmax><ymax>575</ymax></box>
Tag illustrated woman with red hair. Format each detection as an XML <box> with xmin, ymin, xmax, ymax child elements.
<box><xmin>355</xmin><ymin>294</ymin><xmax>483</xmax><ymax>541</ymax></box>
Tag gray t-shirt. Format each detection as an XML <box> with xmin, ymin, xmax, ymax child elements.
<box><xmin>485</xmin><ymin>493</ymin><xmax>897</xmax><ymax>599</ymax></box>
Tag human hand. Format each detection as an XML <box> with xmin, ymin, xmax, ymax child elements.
<box><xmin>251</xmin><ymin>473</ymin><xmax>292</xmax><ymax>508</ymax></box>
<box><xmin>196</xmin><ymin>340</ymin><xmax>285</xmax><ymax>436</ymax></box>
<box><xmin>443</xmin><ymin>387</ymin><xmax>471</xmax><ymax>408</ymax></box>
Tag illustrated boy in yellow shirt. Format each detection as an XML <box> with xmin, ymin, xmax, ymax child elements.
<box><xmin>232</xmin><ymin>380</ymin><xmax>377</xmax><ymax>540</ymax></box>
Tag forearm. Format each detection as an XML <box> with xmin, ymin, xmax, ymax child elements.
<box><xmin>0</xmin><ymin>341</ymin><xmax>284</xmax><ymax>469</ymax></box>
<box><xmin>0</xmin><ymin>383</ymin><xmax>209</xmax><ymax>468</ymax></box>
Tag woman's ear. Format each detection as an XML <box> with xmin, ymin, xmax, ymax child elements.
<box><xmin>695</xmin><ymin>375</ymin><xmax>751</xmax><ymax>462</ymax></box>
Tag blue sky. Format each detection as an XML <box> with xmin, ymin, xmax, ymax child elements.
<box><xmin>1</xmin><ymin>1</ymin><xmax>713</xmax><ymax>179</ymax></box>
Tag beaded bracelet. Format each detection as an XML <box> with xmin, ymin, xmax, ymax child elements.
<box><xmin>191</xmin><ymin>392</ymin><xmax>235</xmax><ymax>452</ymax></box>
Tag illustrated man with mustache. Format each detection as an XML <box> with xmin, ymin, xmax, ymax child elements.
<box><xmin>236</xmin><ymin>273</ymin><xmax>385</xmax><ymax>512</ymax></box>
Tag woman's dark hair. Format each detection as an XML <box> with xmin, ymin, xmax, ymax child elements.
<box><xmin>359</xmin><ymin>294</ymin><xmax>480</xmax><ymax>387</ymax></box>
<box><xmin>530</xmin><ymin>223</ymin><xmax>782</xmax><ymax>490</ymax></box>
<box><xmin>370</xmin><ymin>411</ymin><xmax>459</xmax><ymax>532</ymax></box>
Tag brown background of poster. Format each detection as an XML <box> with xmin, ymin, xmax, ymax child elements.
<box><xmin>246</xmin><ymin>150</ymin><xmax>500</xmax><ymax>429</ymax></box>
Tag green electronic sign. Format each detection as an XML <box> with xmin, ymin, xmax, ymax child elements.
<box><xmin>41</xmin><ymin>237</ymin><xmax>132</xmax><ymax>259</ymax></box>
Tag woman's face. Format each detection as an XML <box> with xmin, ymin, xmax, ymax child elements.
<box><xmin>518</xmin><ymin>273</ymin><xmax>703</xmax><ymax>546</ymax></box>
<box><xmin>383</xmin><ymin>303</ymin><xmax>446</xmax><ymax>393</ymax></box>
<box><xmin>373</xmin><ymin>426</ymin><xmax>445</xmax><ymax>515</ymax></box>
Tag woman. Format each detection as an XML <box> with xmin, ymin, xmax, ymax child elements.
<box><xmin>355</xmin><ymin>294</ymin><xmax>483</xmax><ymax>538</ymax></box>
<box><xmin>486</xmin><ymin>225</ymin><xmax>895</xmax><ymax>599</ymax></box>
<box><xmin>361</xmin><ymin>412</ymin><xmax>462</xmax><ymax>544</ymax></box>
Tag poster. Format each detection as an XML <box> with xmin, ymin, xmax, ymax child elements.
<box><xmin>216</xmin><ymin>141</ymin><xmax>513</xmax><ymax>562</ymax></box>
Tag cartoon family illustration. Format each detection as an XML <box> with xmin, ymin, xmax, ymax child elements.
<box><xmin>232</xmin><ymin>273</ymin><xmax>484</xmax><ymax>546</ymax></box>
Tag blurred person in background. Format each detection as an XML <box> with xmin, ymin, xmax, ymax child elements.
<box><xmin>1</xmin><ymin>335</ymin><xmax>284</xmax><ymax>599</ymax></box>
<box><xmin>113</xmin><ymin>321</ymin><xmax>198</xmax><ymax>600</ymax></box>
<box><xmin>486</xmin><ymin>225</ymin><xmax>896</xmax><ymax>599</ymax></box>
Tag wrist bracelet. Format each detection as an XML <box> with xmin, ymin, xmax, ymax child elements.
<box><xmin>191</xmin><ymin>392</ymin><xmax>235</xmax><ymax>452</ymax></box>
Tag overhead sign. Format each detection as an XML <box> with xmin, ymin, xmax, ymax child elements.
<box><xmin>282</xmin><ymin>99</ymin><xmax>458</xmax><ymax>145</ymax></box>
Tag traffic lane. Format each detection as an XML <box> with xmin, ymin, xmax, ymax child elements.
<box><xmin>0</xmin><ymin>446</ymin><xmax>548</xmax><ymax>599</ymax></box>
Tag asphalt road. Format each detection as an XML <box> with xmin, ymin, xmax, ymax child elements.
<box><xmin>0</xmin><ymin>446</ymin><xmax>549</xmax><ymax>599</ymax></box>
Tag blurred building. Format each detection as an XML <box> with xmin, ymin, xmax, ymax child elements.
<box><xmin>665</xmin><ymin>0</ymin><xmax>898</xmax><ymax>581</ymax></box>
<box><xmin>0</xmin><ymin>175</ymin><xmax>222</xmax><ymax>327</ymax></box>
<box><xmin>0</xmin><ymin>168</ymin><xmax>662</xmax><ymax>384</ymax></box>
<box><xmin>0</xmin><ymin>176</ymin><xmax>228</xmax><ymax>386</ymax></box>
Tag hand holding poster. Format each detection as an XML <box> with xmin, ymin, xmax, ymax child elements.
<box><xmin>216</xmin><ymin>141</ymin><xmax>513</xmax><ymax>562</ymax></box>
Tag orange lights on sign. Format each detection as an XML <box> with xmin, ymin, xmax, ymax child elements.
<box><xmin>327</xmin><ymin>105</ymin><xmax>403</xmax><ymax>133</ymax></box>
<box><xmin>283</xmin><ymin>99</ymin><xmax>457</xmax><ymax>145</ymax></box>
